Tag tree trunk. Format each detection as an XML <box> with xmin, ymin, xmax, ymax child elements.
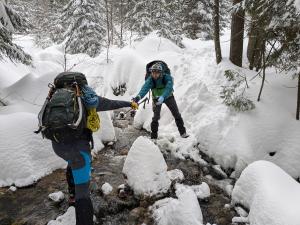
<box><xmin>110</xmin><ymin>1</ymin><xmax>113</xmax><ymax>45</ymax></box>
<box><xmin>257</xmin><ymin>41</ymin><xmax>266</xmax><ymax>102</ymax></box>
<box><xmin>213</xmin><ymin>0</ymin><xmax>222</xmax><ymax>64</ymax></box>
<box><xmin>247</xmin><ymin>22</ymin><xmax>257</xmax><ymax>70</ymax></box>
<box><xmin>229</xmin><ymin>0</ymin><xmax>245</xmax><ymax>67</ymax></box>
<box><xmin>120</xmin><ymin>0</ymin><xmax>124</xmax><ymax>47</ymax></box>
<box><xmin>105</xmin><ymin>0</ymin><xmax>110</xmax><ymax>63</ymax></box>
<box><xmin>296</xmin><ymin>72</ymin><xmax>300</xmax><ymax>120</ymax></box>
<box><xmin>247</xmin><ymin>21</ymin><xmax>263</xmax><ymax>71</ymax></box>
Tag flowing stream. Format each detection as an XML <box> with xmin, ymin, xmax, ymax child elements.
<box><xmin>0</xmin><ymin>109</ymin><xmax>238</xmax><ymax>225</ymax></box>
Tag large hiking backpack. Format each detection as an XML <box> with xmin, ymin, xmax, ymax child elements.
<box><xmin>36</xmin><ymin>72</ymin><xmax>88</xmax><ymax>143</ymax></box>
<box><xmin>145</xmin><ymin>60</ymin><xmax>171</xmax><ymax>85</ymax></box>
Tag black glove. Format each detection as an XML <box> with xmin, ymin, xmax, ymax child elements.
<box><xmin>132</xmin><ymin>96</ymin><xmax>141</xmax><ymax>103</ymax></box>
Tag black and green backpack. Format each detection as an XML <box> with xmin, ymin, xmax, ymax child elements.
<box><xmin>36</xmin><ymin>72</ymin><xmax>89</xmax><ymax>143</ymax></box>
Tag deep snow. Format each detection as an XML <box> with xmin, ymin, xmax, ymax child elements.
<box><xmin>232</xmin><ymin>160</ymin><xmax>300</xmax><ymax>225</ymax></box>
<box><xmin>1</xmin><ymin>30</ymin><xmax>300</xmax><ymax>224</ymax></box>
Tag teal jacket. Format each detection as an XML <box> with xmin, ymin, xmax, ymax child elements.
<box><xmin>137</xmin><ymin>74</ymin><xmax>173</xmax><ymax>100</ymax></box>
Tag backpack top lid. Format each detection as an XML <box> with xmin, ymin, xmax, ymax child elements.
<box><xmin>145</xmin><ymin>60</ymin><xmax>170</xmax><ymax>79</ymax></box>
<box><xmin>54</xmin><ymin>72</ymin><xmax>88</xmax><ymax>88</ymax></box>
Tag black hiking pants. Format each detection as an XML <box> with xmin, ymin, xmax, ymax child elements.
<box><xmin>151</xmin><ymin>95</ymin><xmax>186</xmax><ymax>137</ymax></box>
<box><xmin>52</xmin><ymin>140</ymin><xmax>93</xmax><ymax>225</ymax></box>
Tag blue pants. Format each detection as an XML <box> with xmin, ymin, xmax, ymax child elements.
<box><xmin>52</xmin><ymin>140</ymin><xmax>93</xmax><ymax>225</ymax></box>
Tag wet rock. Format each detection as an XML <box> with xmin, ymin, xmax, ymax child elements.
<box><xmin>211</xmin><ymin>165</ymin><xmax>228</xmax><ymax>179</ymax></box>
<box><xmin>128</xmin><ymin>207</ymin><xmax>147</xmax><ymax>225</ymax></box>
<box><xmin>120</xmin><ymin>148</ymin><xmax>129</xmax><ymax>155</ymax></box>
<box><xmin>93</xmin><ymin>194</ymin><xmax>139</xmax><ymax>220</ymax></box>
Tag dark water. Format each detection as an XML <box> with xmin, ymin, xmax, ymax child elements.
<box><xmin>0</xmin><ymin>110</ymin><xmax>237</xmax><ymax>225</ymax></box>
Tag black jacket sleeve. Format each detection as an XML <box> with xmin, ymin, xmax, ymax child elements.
<box><xmin>96</xmin><ymin>96</ymin><xmax>131</xmax><ymax>111</ymax></box>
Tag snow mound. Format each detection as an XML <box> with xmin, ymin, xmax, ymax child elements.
<box><xmin>190</xmin><ymin>183</ymin><xmax>210</xmax><ymax>199</ymax></box>
<box><xmin>48</xmin><ymin>191</ymin><xmax>65</xmax><ymax>202</ymax></box>
<box><xmin>122</xmin><ymin>136</ymin><xmax>171</xmax><ymax>196</ymax></box>
<box><xmin>95</xmin><ymin>111</ymin><xmax>115</xmax><ymax>144</ymax></box>
<box><xmin>109</xmin><ymin>48</ymin><xmax>146</xmax><ymax>96</ymax></box>
<box><xmin>232</xmin><ymin>160</ymin><xmax>300</xmax><ymax>225</ymax></box>
<box><xmin>0</xmin><ymin>61</ymin><xmax>29</xmax><ymax>89</ymax></box>
<box><xmin>47</xmin><ymin>207</ymin><xmax>75</xmax><ymax>225</ymax></box>
<box><xmin>295</xmin><ymin>0</ymin><xmax>300</xmax><ymax>11</ymax></box>
<box><xmin>0</xmin><ymin>112</ymin><xmax>65</xmax><ymax>187</ymax></box>
<box><xmin>101</xmin><ymin>182</ymin><xmax>113</xmax><ymax>195</ymax></box>
<box><xmin>215</xmin><ymin>73</ymin><xmax>300</xmax><ymax>178</ymax></box>
<box><xmin>134</xmin><ymin>33</ymin><xmax>182</xmax><ymax>58</ymax></box>
<box><xmin>2</xmin><ymin>72</ymin><xmax>58</xmax><ymax>106</ymax></box>
<box><xmin>151</xmin><ymin>184</ymin><xmax>203</xmax><ymax>225</ymax></box>
<box><xmin>167</xmin><ymin>169</ymin><xmax>184</xmax><ymax>182</ymax></box>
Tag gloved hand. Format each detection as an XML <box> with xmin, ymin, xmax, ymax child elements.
<box><xmin>132</xmin><ymin>96</ymin><xmax>141</xmax><ymax>103</ymax></box>
<box><xmin>131</xmin><ymin>101</ymin><xmax>139</xmax><ymax>110</ymax></box>
<box><xmin>156</xmin><ymin>96</ymin><xmax>164</xmax><ymax>105</ymax></box>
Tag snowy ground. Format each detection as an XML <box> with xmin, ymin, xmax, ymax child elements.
<box><xmin>1</xmin><ymin>31</ymin><xmax>300</xmax><ymax>224</ymax></box>
<box><xmin>232</xmin><ymin>160</ymin><xmax>300</xmax><ymax>225</ymax></box>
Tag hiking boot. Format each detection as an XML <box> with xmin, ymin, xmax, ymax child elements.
<box><xmin>68</xmin><ymin>194</ymin><xmax>76</xmax><ymax>206</ymax></box>
<box><xmin>151</xmin><ymin>132</ymin><xmax>158</xmax><ymax>139</ymax></box>
<box><xmin>180</xmin><ymin>133</ymin><xmax>189</xmax><ymax>138</ymax></box>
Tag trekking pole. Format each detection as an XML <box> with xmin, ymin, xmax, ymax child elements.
<box><xmin>124</xmin><ymin>97</ymin><xmax>149</xmax><ymax>115</ymax></box>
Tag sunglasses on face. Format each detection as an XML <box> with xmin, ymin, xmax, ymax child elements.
<box><xmin>151</xmin><ymin>70</ymin><xmax>161</xmax><ymax>73</ymax></box>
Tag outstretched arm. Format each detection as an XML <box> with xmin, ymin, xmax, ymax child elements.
<box><xmin>136</xmin><ymin>77</ymin><xmax>153</xmax><ymax>99</ymax></box>
<box><xmin>96</xmin><ymin>96</ymin><xmax>131</xmax><ymax>111</ymax></box>
<box><xmin>162</xmin><ymin>74</ymin><xmax>174</xmax><ymax>99</ymax></box>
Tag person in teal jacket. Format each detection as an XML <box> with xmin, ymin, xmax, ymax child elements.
<box><xmin>133</xmin><ymin>62</ymin><xmax>189</xmax><ymax>139</ymax></box>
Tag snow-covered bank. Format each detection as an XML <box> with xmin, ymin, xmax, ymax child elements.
<box><xmin>1</xmin><ymin>31</ymin><xmax>300</xmax><ymax>188</ymax></box>
<box><xmin>232</xmin><ymin>160</ymin><xmax>300</xmax><ymax>225</ymax></box>
<box><xmin>0</xmin><ymin>112</ymin><xmax>65</xmax><ymax>187</ymax></box>
<box><xmin>127</xmin><ymin>33</ymin><xmax>300</xmax><ymax>179</ymax></box>
<box><xmin>0</xmin><ymin>38</ymin><xmax>117</xmax><ymax>187</ymax></box>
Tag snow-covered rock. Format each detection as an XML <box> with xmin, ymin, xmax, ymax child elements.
<box><xmin>48</xmin><ymin>191</ymin><xmax>65</xmax><ymax>202</ymax></box>
<box><xmin>101</xmin><ymin>182</ymin><xmax>113</xmax><ymax>195</ymax></box>
<box><xmin>8</xmin><ymin>186</ymin><xmax>17</xmax><ymax>192</ymax></box>
<box><xmin>167</xmin><ymin>169</ymin><xmax>184</xmax><ymax>182</ymax></box>
<box><xmin>122</xmin><ymin>136</ymin><xmax>171</xmax><ymax>196</ymax></box>
<box><xmin>232</xmin><ymin>160</ymin><xmax>300</xmax><ymax>225</ymax></box>
<box><xmin>190</xmin><ymin>182</ymin><xmax>210</xmax><ymax>199</ymax></box>
<box><xmin>47</xmin><ymin>207</ymin><xmax>75</xmax><ymax>225</ymax></box>
<box><xmin>151</xmin><ymin>184</ymin><xmax>203</xmax><ymax>225</ymax></box>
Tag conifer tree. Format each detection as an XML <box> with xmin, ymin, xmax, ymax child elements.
<box><xmin>129</xmin><ymin>0</ymin><xmax>153</xmax><ymax>37</ymax></box>
<box><xmin>0</xmin><ymin>0</ymin><xmax>31</xmax><ymax>64</ymax></box>
<box><xmin>62</xmin><ymin>0</ymin><xmax>107</xmax><ymax>57</ymax></box>
<box><xmin>155</xmin><ymin>0</ymin><xmax>182</xmax><ymax>45</ymax></box>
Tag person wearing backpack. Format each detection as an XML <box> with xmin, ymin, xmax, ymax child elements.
<box><xmin>132</xmin><ymin>61</ymin><xmax>189</xmax><ymax>140</ymax></box>
<box><xmin>36</xmin><ymin>72</ymin><xmax>138</xmax><ymax>225</ymax></box>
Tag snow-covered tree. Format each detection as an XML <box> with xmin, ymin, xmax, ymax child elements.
<box><xmin>155</xmin><ymin>0</ymin><xmax>183</xmax><ymax>45</ymax></box>
<box><xmin>245</xmin><ymin>0</ymin><xmax>300</xmax><ymax>72</ymax></box>
<box><xmin>128</xmin><ymin>0</ymin><xmax>153</xmax><ymax>37</ymax></box>
<box><xmin>62</xmin><ymin>0</ymin><xmax>107</xmax><ymax>57</ymax></box>
<box><xmin>0</xmin><ymin>0</ymin><xmax>31</xmax><ymax>64</ymax></box>
<box><xmin>244</xmin><ymin>0</ymin><xmax>300</xmax><ymax>118</ymax></box>
<box><xmin>181</xmin><ymin>0</ymin><xmax>229</xmax><ymax>40</ymax></box>
<box><xmin>182</xmin><ymin>0</ymin><xmax>214</xmax><ymax>39</ymax></box>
